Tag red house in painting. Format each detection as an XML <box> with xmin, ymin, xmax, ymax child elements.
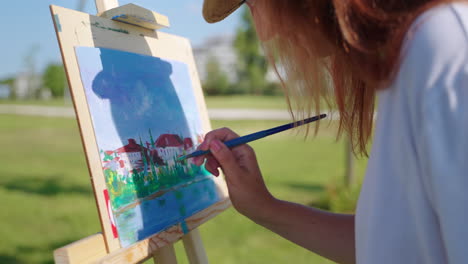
<box><xmin>155</xmin><ymin>134</ymin><xmax>185</xmax><ymax>162</ymax></box>
<box><xmin>114</xmin><ymin>139</ymin><xmax>148</xmax><ymax>171</ymax></box>
<box><xmin>155</xmin><ymin>134</ymin><xmax>184</xmax><ymax>147</ymax></box>
<box><xmin>103</xmin><ymin>134</ymin><xmax>196</xmax><ymax>171</ymax></box>
<box><xmin>183</xmin><ymin>138</ymin><xmax>193</xmax><ymax>150</ymax></box>
<box><xmin>112</xmin><ymin>138</ymin><xmax>165</xmax><ymax>171</ymax></box>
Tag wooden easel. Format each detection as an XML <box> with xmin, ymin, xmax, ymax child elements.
<box><xmin>52</xmin><ymin>0</ymin><xmax>230</xmax><ymax>263</ymax></box>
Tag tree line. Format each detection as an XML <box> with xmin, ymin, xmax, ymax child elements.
<box><xmin>0</xmin><ymin>8</ymin><xmax>277</xmax><ymax>99</ymax></box>
<box><xmin>0</xmin><ymin>62</ymin><xmax>67</xmax><ymax>99</ymax></box>
<box><xmin>202</xmin><ymin>8</ymin><xmax>281</xmax><ymax>96</ymax></box>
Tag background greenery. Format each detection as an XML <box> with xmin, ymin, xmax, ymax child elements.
<box><xmin>0</xmin><ymin>96</ymin><xmax>285</xmax><ymax>109</ymax></box>
<box><xmin>0</xmin><ymin>2</ymin><xmax>362</xmax><ymax>264</ymax></box>
<box><xmin>0</xmin><ymin>8</ymin><xmax>280</xmax><ymax>99</ymax></box>
<box><xmin>0</xmin><ymin>113</ymin><xmax>367</xmax><ymax>264</ymax></box>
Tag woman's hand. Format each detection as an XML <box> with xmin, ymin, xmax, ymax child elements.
<box><xmin>194</xmin><ymin>128</ymin><xmax>356</xmax><ymax>264</ymax></box>
<box><xmin>193</xmin><ymin>127</ymin><xmax>275</xmax><ymax>220</ymax></box>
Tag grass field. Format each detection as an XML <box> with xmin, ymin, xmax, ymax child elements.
<box><xmin>0</xmin><ymin>96</ymin><xmax>288</xmax><ymax>110</ymax></box>
<box><xmin>205</xmin><ymin>96</ymin><xmax>288</xmax><ymax>110</ymax></box>
<box><xmin>0</xmin><ymin>96</ymin><xmax>336</xmax><ymax>112</ymax></box>
<box><xmin>0</xmin><ymin>115</ymin><xmax>367</xmax><ymax>264</ymax></box>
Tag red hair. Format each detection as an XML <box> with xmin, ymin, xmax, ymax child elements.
<box><xmin>248</xmin><ymin>0</ymin><xmax>466</xmax><ymax>154</ymax></box>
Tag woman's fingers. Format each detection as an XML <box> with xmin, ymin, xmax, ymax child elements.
<box><xmin>193</xmin><ymin>156</ymin><xmax>203</xmax><ymax>166</ymax></box>
<box><xmin>203</xmin><ymin>127</ymin><xmax>240</xmax><ymax>149</ymax></box>
<box><xmin>209</xmin><ymin>139</ymin><xmax>243</xmax><ymax>176</ymax></box>
<box><xmin>193</xmin><ymin>127</ymin><xmax>240</xmax><ymax>166</ymax></box>
<box><xmin>185</xmin><ymin>127</ymin><xmax>271</xmax><ymax>220</ymax></box>
<box><xmin>205</xmin><ymin>156</ymin><xmax>221</xmax><ymax>176</ymax></box>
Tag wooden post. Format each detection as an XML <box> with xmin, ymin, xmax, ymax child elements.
<box><xmin>182</xmin><ymin>229</ymin><xmax>209</xmax><ymax>264</ymax></box>
<box><xmin>95</xmin><ymin>0</ymin><xmax>119</xmax><ymax>14</ymax></box>
<box><xmin>344</xmin><ymin>137</ymin><xmax>355</xmax><ymax>187</ymax></box>
<box><xmin>153</xmin><ymin>245</ymin><xmax>178</xmax><ymax>264</ymax></box>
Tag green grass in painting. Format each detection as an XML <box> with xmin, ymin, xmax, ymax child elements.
<box><xmin>102</xmin><ymin>130</ymin><xmax>212</xmax><ymax>210</ymax></box>
<box><xmin>0</xmin><ymin>115</ymin><xmax>367</xmax><ymax>264</ymax></box>
<box><xmin>104</xmin><ymin>157</ymin><xmax>209</xmax><ymax>210</ymax></box>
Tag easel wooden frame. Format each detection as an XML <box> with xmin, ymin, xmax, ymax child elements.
<box><xmin>51</xmin><ymin>0</ymin><xmax>230</xmax><ymax>263</ymax></box>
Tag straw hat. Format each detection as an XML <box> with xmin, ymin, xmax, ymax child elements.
<box><xmin>203</xmin><ymin>0</ymin><xmax>246</xmax><ymax>23</ymax></box>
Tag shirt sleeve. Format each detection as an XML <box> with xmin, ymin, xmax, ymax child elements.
<box><xmin>407</xmin><ymin>4</ymin><xmax>468</xmax><ymax>263</ymax></box>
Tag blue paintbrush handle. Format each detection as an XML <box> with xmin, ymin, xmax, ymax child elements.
<box><xmin>179</xmin><ymin>114</ymin><xmax>326</xmax><ymax>160</ymax></box>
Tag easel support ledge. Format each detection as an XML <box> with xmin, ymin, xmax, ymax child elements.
<box><xmin>53</xmin><ymin>198</ymin><xmax>230</xmax><ymax>263</ymax></box>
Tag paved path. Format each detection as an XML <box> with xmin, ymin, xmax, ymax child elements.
<box><xmin>0</xmin><ymin>104</ymin><xmax>338</xmax><ymax>121</ymax></box>
<box><xmin>0</xmin><ymin>104</ymin><xmax>76</xmax><ymax>118</ymax></box>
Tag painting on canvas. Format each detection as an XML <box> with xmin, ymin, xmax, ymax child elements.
<box><xmin>75</xmin><ymin>46</ymin><xmax>221</xmax><ymax>247</ymax></box>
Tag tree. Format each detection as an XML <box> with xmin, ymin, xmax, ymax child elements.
<box><xmin>23</xmin><ymin>44</ymin><xmax>42</xmax><ymax>99</ymax></box>
<box><xmin>203</xmin><ymin>56</ymin><xmax>230</xmax><ymax>95</ymax></box>
<box><xmin>0</xmin><ymin>77</ymin><xmax>14</xmax><ymax>99</ymax></box>
<box><xmin>234</xmin><ymin>7</ymin><xmax>268</xmax><ymax>95</ymax></box>
<box><xmin>0</xmin><ymin>77</ymin><xmax>15</xmax><ymax>87</ymax></box>
<box><xmin>43</xmin><ymin>63</ymin><xmax>67</xmax><ymax>97</ymax></box>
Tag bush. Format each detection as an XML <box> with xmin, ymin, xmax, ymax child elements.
<box><xmin>202</xmin><ymin>56</ymin><xmax>231</xmax><ymax>96</ymax></box>
<box><xmin>311</xmin><ymin>177</ymin><xmax>363</xmax><ymax>213</ymax></box>
<box><xmin>263</xmin><ymin>82</ymin><xmax>283</xmax><ymax>96</ymax></box>
<box><xmin>43</xmin><ymin>63</ymin><xmax>67</xmax><ymax>97</ymax></box>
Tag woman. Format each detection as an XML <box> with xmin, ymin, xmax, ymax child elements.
<box><xmin>196</xmin><ymin>0</ymin><xmax>468</xmax><ymax>263</ymax></box>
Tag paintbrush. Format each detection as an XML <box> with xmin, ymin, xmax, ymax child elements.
<box><xmin>178</xmin><ymin>113</ymin><xmax>327</xmax><ymax>161</ymax></box>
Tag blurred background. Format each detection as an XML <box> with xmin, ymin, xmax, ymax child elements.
<box><xmin>0</xmin><ymin>0</ymin><xmax>368</xmax><ymax>263</ymax></box>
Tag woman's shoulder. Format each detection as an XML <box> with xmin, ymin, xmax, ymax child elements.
<box><xmin>396</xmin><ymin>3</ymin><xmax>468</xmax><ymax>99</ymax></box>
<box><xmin>404</xmin><ymin>2</ymin><xmax>468</xmax><ymax>61</ymax></box>
<box><xmin>387</xmin><ymin>2</ymin><xmax>468</xmax><ymax>131</ymax></box>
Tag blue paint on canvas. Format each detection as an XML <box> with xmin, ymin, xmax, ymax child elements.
<box><xmin>75</xmin><ymin>46</ymin><xmax>221</xmax><ymax>247</ymax></box>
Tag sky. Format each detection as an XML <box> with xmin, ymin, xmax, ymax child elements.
<box><xmin>76</xmin><ymin>46</ymin><xmax>203</xmax><ymax>151</ymax></box>
<box><xmin>0</xmin><ymin>0</ymin><xmax>242</xmax><ymax>79</ymax></box>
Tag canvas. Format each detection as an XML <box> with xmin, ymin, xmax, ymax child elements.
<box><xmin>75</xmin><ymin>46</ymin><xmax>221</xmax><ymax>247</ymax></box>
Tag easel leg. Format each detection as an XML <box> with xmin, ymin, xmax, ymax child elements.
<box><xmin>182</xmin><ymin>229</ymin><xmax>208</xmax><ymax>264</ymax></box>
<box><xmin>153</xmin><ymin>244</ymin><xmax>177</xmax><ymax>264</ymax></box>
<box><xmin>95</xmin><ymin>0</ymin><xmax>119</xmax><ymax>13</ymax></box>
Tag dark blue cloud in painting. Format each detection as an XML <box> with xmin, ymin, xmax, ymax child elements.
<box><xmin>75</xmin><ymin>47</ymin><xmax>202</xmax><ymax>150</ymax></box>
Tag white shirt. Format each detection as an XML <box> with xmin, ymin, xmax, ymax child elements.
<box><xmin>356</xmin><ymin>3</ymin><xmax>468</xmax><ymax>264</ymax></box>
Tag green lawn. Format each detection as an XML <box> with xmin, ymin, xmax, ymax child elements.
<box><xmin>0</xmin><ymin>115</ymin><xmax>367</xmax><ymax>264</ymax></box>
<box><xmin>205</xmin><ymin>96</ymin><xmax>288</xmax><ymax>110</ymax></box>
<box><xmin>0</xmin><ymin>95</ymin><xmax>335</xmax><ymax>111</ymax></box>
<box><xmin>0</xmin><ymin>96</ymin><xmax>288</xmax><ymax>110</ymax></box>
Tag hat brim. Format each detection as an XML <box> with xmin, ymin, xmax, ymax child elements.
<box><xmin>203</xmin><ymin>0</ymin><xmax>245</xmax><ymax>23</ymax></box>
